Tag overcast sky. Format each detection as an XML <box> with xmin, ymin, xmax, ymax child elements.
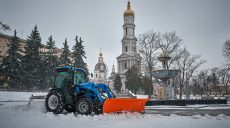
<box><xmin>1</xmin><ymin>0</ymin><xmax>230</xmax><ymax>74</ymax></box>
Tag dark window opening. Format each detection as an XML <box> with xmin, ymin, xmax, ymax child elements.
<box><xmin>124</xmin><ymin>62</ymin><xmax>127</xmax><ymax>70</ymax></box>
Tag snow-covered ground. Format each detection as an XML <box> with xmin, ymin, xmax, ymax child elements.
<box><xmin>0</xmin><ymin>91</ymin><xmax>230</xmax><ymax>128</ymax></box>
<box><xmin>0</xmin><ymin>91</ymin><xmax>47</xmax><ymax>101</ymax></box>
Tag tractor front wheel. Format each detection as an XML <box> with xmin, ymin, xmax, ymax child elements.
<box><xmin>45</xmin><ymin>90</ymin><xmax>64</xmax><ymax>114</ymax></box>
<box><xmin>75</xmin><ymin>98</ymin><xmax>92</xmax><ymax>115</ymax></box>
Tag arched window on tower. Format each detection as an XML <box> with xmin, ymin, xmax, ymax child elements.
<box><xmin>123</xmin><ymin>62</ymin><xmax>127</xmax><ymax>70</ymax></box>
<box><xmin>125</xmin><ymin>46</ymin><xmax>128</xmax><ymax>52</ymax></box>
<box><xmin>126</xmin><ymin>28</ymin><xmax>128</xmax><ymax>36</ymax></box>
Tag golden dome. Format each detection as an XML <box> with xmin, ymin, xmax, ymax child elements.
<box><xmin>123</xmin><ymin>0</ymin><xmax>134</xmax><ymax>17</ymax></box>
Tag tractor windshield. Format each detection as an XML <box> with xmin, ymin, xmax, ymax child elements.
<box><xmin>55</xmin><ymin>71</ymin><xmax>73</xmax><ymax>88</ymax></box>
<box><xmin>74</xmin><ymin>70</ymin><xmax>87</xmax><ymax>85</ymax></box>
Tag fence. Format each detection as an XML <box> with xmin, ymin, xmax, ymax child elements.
<box><xmin>146</xmin><ymin>99</ymin><xmax>227</xmax><ymax>106</ymax></box>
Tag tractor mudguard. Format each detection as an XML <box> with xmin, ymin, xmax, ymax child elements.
<box><xmin>102</xmin><ymin>98</ymin><xmax>148</xmax><ymax>113</ymax></box>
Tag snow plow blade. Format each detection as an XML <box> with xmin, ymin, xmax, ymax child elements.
<box><xmin>27</xmin><ymin>95</ymin><xmax>46</xmax><ymax>111</ymax></box>
<box><xmin>103</xmin><ymin>98</ymin><xmax>148</xmax><ymax>113</ymax></box>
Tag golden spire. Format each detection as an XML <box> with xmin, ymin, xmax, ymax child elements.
<box><xmin>124</xmin><ymin>0</ymin><xmax>134</xmax><ymax>17</ymax></box>
<box><xmin>127</xmin><ymin>0</ymin><xmax>131</xmax><ymax>9</ymax></box>
<box><xmin>98</xmin><ymin>49</ymin><xmax>103</xmax><ymax>62</ymax></box>
<box><xmin>99</xmin><ymin>48</ymin><xmax>102</xmax><ymax>57</ymax></box>
<box><xmin>112</xmin><ymin>63</ymin><xmax>115</xmax><ymax>73</ymax></box>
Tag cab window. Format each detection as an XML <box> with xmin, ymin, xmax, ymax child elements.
<box><xmin>74</xmin><ymin>70</ymin><xmax>86</xmax><ymax>85</ymax></box>
<box><xmin>55</xmin><ymin>72</ymin><xmax>69</xmax><ymax>88</ymax></box>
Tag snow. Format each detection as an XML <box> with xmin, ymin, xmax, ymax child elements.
<box><xmin>0</xmin><ymin>91</ymin><xmax>230</xmax><ymax>128</ymax></box>
<box><xmin>135</xmin><ymin>94</ymin><xmax>149</xmax><ymax>99</ymax></box>
<box><xmin>0</xmin><ymin>91</ymin><xmax>47</xmax><ymax>101</ymax></box>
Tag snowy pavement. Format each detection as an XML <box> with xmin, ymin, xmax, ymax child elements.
<box><xmin>1</xmin><ymin>91</ymin><xmax>230</xmax><ymax>128</ymax></box>
<box><xmin>0</xmin><ymin>91</ymin><xmax>47</xmax><ymax>102</ymax></box>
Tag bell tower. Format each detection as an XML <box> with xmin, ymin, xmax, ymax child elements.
<box><xmin>116</xmin><ymin>0</ymin><xmax>141</xmax><ymax>93</ymax></box>
<box><xmin>122</xmin><ymin>0</ymin><xmax>137</xmax><ymax>55</ymax></box>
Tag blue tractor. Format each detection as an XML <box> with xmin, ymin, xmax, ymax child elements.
<box><xmin>45</xmin><ymin>66</ymin><xmax>148</xmax><ymax>115</ymax></box>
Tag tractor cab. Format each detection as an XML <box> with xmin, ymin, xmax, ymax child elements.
<box><xmin>54</xmin><ymin>66</ymin><xmax>87</xmax><ymax>89</ymax></box>
<box><xmin>53</xmin><ymin>66</ymin><xmax>88</xmax><ymax>105</ymax></box>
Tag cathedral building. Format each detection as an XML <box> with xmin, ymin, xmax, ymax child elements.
<box><xmin>116</xmin><ymin>1</ymin><xmax>141</xmax><ymax>93</ymax></box>
<box><xmin>93</xmin><ymin>51</ymin><xmax>108</xmax><ymax>84</ymax></box>
<box><xmin>108</xmin><ymin>64</ymin><xmax>117</xmax><ymax>91</ymax></box>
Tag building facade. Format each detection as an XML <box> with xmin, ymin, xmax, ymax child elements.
<box><xmin>108</xmin><ymin>64</ymin><xmax>117</xmax><ymax>91</ymax></box>
<box><xmin>0</xmin><ymin>33</ymin><xmax>26</xmax><ymax>64</ymax></box>
<box><xmin>116</xmin><ymin>1</ymin><xmax>141</xmax><ymax>93</ymax></box>
<box><xmin>0</xmin><ymin>33</ymin><xmax>62</xmax><ymax>64</ymax></box>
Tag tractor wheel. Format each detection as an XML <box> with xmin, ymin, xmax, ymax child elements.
<box><xmin>75</xmin><ymin>98</ymin><xmax>92</xmax><ymax>115</ymax></box>
<box><xmin>65</xmin><ymin>105</ymin><xmax>76</xmax><ymax>112</ymax></box>
<box><xmin>93</xmin><ymin>106</ymin><xmax>103</xmax><ymax>115</ymax></box>
<box><xmin>45</xmin><ymin>90</ymin><xmax>64</xmax><ymax>114</ymax></box>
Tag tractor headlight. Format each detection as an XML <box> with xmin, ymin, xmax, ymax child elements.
<box><xmin>101</xmin><ymin>93</ymin><xmax>108</xmax><ymax>99</ymax></box>
<box><xmin>102</xmin><ymin>93</ymin><xmax>108</xmax><ymax>98</ymax></box>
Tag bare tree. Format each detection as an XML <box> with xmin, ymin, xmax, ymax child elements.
<box><xmin>198</xmin><ymin>70</ymin><xmax>208</xmax><ymax>96</ymax></box>
<box><xmin>137</xmin><ymin>30</ymin><xmax>160</xmax><ymax>96</ymax></box>
<box><xmin>176</xmin><ymin>48</ymin><xmax>206</xmax><ymax>99</ymax></box>
<box><xmin>223</xmin><ymin>40</ymin><xmax>230</xmax><ymax>68</ymax></box>
<box><xmin>138</xmin><ymin>30</ymin><xmax>184</xmax><ymax>96</ymax></box>
<box><xmin>219</xmin><ymin>68</ymin><xmax>230</xmax><ymax>96</ymax></box>
<box><xmin>157</xmin><ymin>31</ymin><xmax>183</xmax><ymax>69</ymax></box>
<box><xmin>207</xmin><ymin>68</ymin><xmax>221</xmax><ymax>96</ymax></box>
<box><xmin>0</xmin><ymin>21</ymin><xmax>10</xmax><ymax>31</ymax></box>
<box><xmin>223</xmin><ymin>40</ymin><xmax>230</xmax><ymax>60</ymax></box>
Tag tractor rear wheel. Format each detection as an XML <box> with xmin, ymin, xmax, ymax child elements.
<box><xmin>75</xmin><ymin>98</ymin><xmax>92</xmax><ymax>115</ymax></box>
<box><xmin>45</xmin><ymin>90</ymin><xmax>64</xmax><ymax>114</ymax></box>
